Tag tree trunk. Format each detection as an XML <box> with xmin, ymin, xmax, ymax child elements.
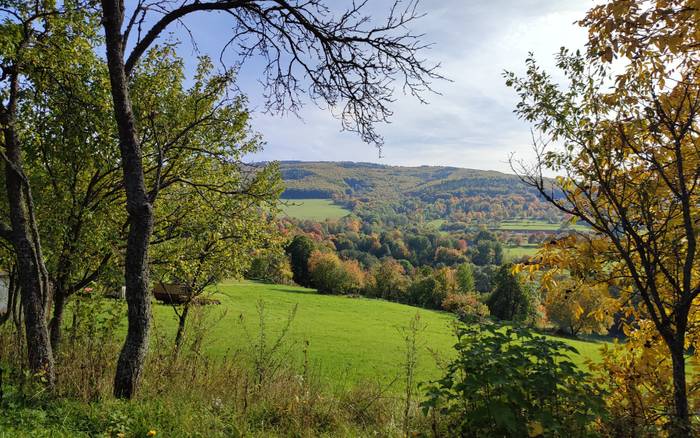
<box><xmin>49</xmin><ymin>291</ymin><xmax>65</xmax><ymax>354</ymax></box>
<box><xmin>3</xmin><ymin>126</ymin><xmax>55</xmax><ymax>388</ymax></box>
<box><xmin>174</xmin><ymin>303</ymin><xmax>190</xmax><ymax>357</ymax></box>
<box><xmin>101</xmin><ymin>0</ymin><xmax>154</xmax><ymax>399</ymax></box>
<box><xmin>669</xmin><ymin>340</ymin><xmax>691</xmax><ymax>437</ymax></box>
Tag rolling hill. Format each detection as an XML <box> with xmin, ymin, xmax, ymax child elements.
<box><xmin>278</xmin><ymin>161</ymin><xmax>565</xmax><ymax>224</ymax></box>
<box><xmin>280</xmin><ymin>161</ymin><xmax>541</xmax><ymax>200</ymax></box>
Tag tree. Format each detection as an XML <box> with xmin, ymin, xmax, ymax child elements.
<box><xmin>247</xmin><ymin>249</ymin><xmax>294</xmax><ymax>285</ymax></box>
<box><xmin>371</xmin><ymin>258</ymin><xmax>409</xmax><ymax>301</ymax></box>
<box><xmin>506</xmin><ymin>1</ymin><xmax>700</xmax><ymax>432</ymax></box>
<box><xmin>286</xmin><ymin>235</ymin><xmax>315</xmax><ymax>287</ymax></box>
<box><xmin>307</xmin><ymin>250</ymin><xmax>364</xmax><ymax>294</ymax></box>
<box><xmin>154</xmin><ymin>185</ymin><xmax>280</xmax><ymax>355</ymax></box>
<box><xmin>455</xmin><ymin>263</ymin><xmax>475</xmax><ymax>293</ymax></box>
<box><xmin>487</xmin><ymin>264</ymin><xmax>531</xmax><ymax>322</ymax></box>
<box><xmin>98</xmin><ymin>0</ymin><xmax>440</xmax><ymax>397</ymax></box>
<box><xmin>20</xmin><ymin>30</ymin><xmax>125</xmax><ymax>354</ymax></box>
<box><xmin>0</xmin><ymin>0</ymin><xmax>95</xmax><ymax>387</ymax></box>
<box><xmin>144</xmin><ymin>57</ymin><xmax>282</xmax><ymax>355</ymax></box>
<box><xmin>543</xmin><ymin>274</ymin><xmax>615</xmax><ymax>337</ymax></box>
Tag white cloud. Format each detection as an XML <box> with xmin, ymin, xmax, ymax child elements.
<box><xmin>174</xmin><ymin>0</ymin><xmax>593</xmax><ymax>172</ymax></box>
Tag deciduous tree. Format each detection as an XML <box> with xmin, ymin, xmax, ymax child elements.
<box><xmin>98</xmin><ymin>0</ymin><xmax>440</xmax><ymax>397</ymax></box>
<box><xmin>507</xmin><ymin>1</ymin><xmax>700</xmax><ymax>432</ymax></box>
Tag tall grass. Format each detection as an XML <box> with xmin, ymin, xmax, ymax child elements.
<box><xmin>0</xmin><ymin>294</ymin><xmax>433</xmax><ymax>437</ymax></box>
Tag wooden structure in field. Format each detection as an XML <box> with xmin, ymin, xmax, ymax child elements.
<box><xmin>152</xmin><ymin>282</ymin><xmax>192</xmax><ymax>304</ymax></box>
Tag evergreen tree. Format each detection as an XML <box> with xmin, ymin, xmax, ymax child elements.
<box><xmin>487</xmin><ymin>264</ymin><xmax>531</xmax><ymax>322</ymax></box>
<box><xmin>286</xmin><ymin>235</ymin><xmax>315</xmax><ymax>287</ymax></box>
<box><xmin>456</xmin><ymin>263</ymin><xmax>475</xmax><ymax>293</ymax></box>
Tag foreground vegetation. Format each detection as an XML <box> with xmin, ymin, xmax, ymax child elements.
<box><xmin>150</xmin><ymin>281</ymin><xmax>604</xmax><ymax>384</ymax></box>
<box><xmin>0</xmin><ymin>281</ymin><xmax>608</xmax><ymax>436</ymax></box>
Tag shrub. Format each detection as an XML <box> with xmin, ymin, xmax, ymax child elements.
<box><xmin>441</xmin><ymin>292</ymin><xmax>489</xmax><ymax>321</ymax></box>
<box><xmin>421</xmin><ymin>324</ymin><xmax>606</xmax><ymax>437</ymax></box>
<box><xmin>247</xmin><ymin>250</ymin><xmax>294</xmax><ymax>285</ymax></box>
<box><xmin>308</xmin><ymin>251</ymin><xmax>365</xmax><ymax>294</ymax></box>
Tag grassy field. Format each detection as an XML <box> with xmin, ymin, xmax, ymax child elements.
<box><xmin>151</xmin><ymin>281</ymin><xmax>606</xmax><ymax>390</ymax></box>
<box><xmin>504</xmin><ymin>245</ymin><xmax>540</xmax><ymax>261</ymax></box>
<box><xmin>497</xmin><ymin>219</ymin><xmax>590</xmax><ymax>232</ymax></box>
<box><xmin>280</xmin><ymin>199</ymin><xmax>350</xmax><ymax>220</ymax></box>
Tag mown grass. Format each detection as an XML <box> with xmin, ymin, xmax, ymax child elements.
<box><xmin>497</xmin><ymin>219</ymin><xmax>590</xmax><ymax>232</ymax></box>
<box><xmin>280</xmin><ymin>199</ymin><xmax>350</xmax><ymax>220</ymax></box>
<box><xmin>504</xmin><ymin>244</ymin><xmax>539</xmax><ymax>261</ymax></box>
<box><xmin>151</xmin><ymin>281</ymin><xmax>606</xmax><ymax>389</ymax></box>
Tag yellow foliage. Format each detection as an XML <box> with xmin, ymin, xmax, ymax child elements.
<box><xmin>590</xmin><ymin>321</ymin><xmax>700</xmax><ymax>436</ymax></box>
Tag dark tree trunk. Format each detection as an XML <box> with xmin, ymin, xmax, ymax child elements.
<box><xmin>3</xmin><ymin>125</ymin><xmax>55</xmax><ymax>387</ymax></box>
<box><xmin>669</xmin><ymin>339</ymin><xmax>691</xmax><ymax>437</ymax></box>
<box><xmin>101</xmin><ymin>0</ymin><xmax>154</xmax><ymax>399</ymax></box>
<box><xmin>49</xmin><ymin>291</ymin><xmax>65</xmax><ymax>354</ymax></box>
<box><xmin>174</xmin><ymin>303</ymin><xmax>190</xmax><ymax>357</ymax></box>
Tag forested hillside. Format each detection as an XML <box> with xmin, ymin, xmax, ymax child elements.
<box><xmin>279</xmin><ymin>161</ymin><xmax>564</xmax><ymax>223</ymax></box>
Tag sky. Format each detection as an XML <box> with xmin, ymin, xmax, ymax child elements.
<box><xmin>156</xmin><ymin>0</ymin><xmax>592</xmax><ymax>173</ymax></box>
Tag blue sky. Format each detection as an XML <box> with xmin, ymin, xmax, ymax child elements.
<box><xmin>146</xmin><ymin>0</ymin><xmax>591</xmax><ymax>173</ymax></box>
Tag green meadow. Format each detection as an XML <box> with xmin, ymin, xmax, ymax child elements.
<box><xmin>150</xmin><ymin>281</ymin><xmax>606</xmax><ymax>390</ymax></box>
<box><xmin>280</xmin><ymin>199</ymin><xmax>350</xmax><ymax>220</ymax></box>
<box><xmin>497</xmin><ymin>219</ymin><xmax>591</xmax><ymax>232</ymax></box>
<box><xmin>504</xmin><ymin>244</ymin><xmax>540</xmax><ymax>261</ymax></box>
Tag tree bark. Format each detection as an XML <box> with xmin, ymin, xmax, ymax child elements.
<box><xmin>669</xmin><ymin>339</ymin><xmax>691</xmax><ymax>437</ymax></box>
<box><xmin>101</xmin><ymin>0</ymin><xmax>154</xmax><ymax>399</ymax></box>
<box><xmin>48</xmin><ymin>290</ymin><xmax>65</xmax><ymax>354</ymax></box>
<box><xmin>173</xmin><ymin>303</ymin><xmax>190</xmax><ymax>357</ymax></box>
<box><xmin>3</xmin><ymin>126</ymin><xmax>55</xmax><ymax>388</ymax></box>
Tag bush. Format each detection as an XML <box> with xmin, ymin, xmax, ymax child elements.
<box><xmin>308</xmin><ymin>251</ymin><xmax>365</xmax><ymax>294</ymax></box>
<box><xmin>247</xmin><ymin>250</ymin><xmax>294</xmax><ymax>285</ymax></box>
<box><xmin>441</xmin><ymin>293</ymin><xmax>489</xmax><ymax>321</ymax></box>
<box><xmin>422</xmin><ymin>324</ymin><xmax>606</xmax><ymax>437</ymax></box>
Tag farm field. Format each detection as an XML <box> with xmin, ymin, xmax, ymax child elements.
<box><xmin>150</xmin><ymin>281</ymin><xmax>606</xmax><ymax>391</ymax></box>
<box><xmin>504</xmin><ymin>244</ymin><xmax>539</xmax><ymax>261</ymax></box>
<box><xmin>497</xmin><ymin>219</ymin><xmax>590</xmax><ymax>232</ymax></box>
<box><xmin>280</xmin><ymin>198</ymin><xmax>350</xmax><ymax>220</ymax></box>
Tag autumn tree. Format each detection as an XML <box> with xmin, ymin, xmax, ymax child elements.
<box><xmin>507</xmin><ymin>1</ymin><xmax>700</xmax><ymax>433</ymax></box>
<box><xmin>308</xmin><ymin>250</ymin><xmax>364</xmax><ymax>294</ymax></box>
<box><xmin>371</xmin><ymin>258</ymin><xmax>409</xmax><ymax>301</ymax></box>
<box><xmin>543</xmin><ymin>279</ymin><xmax>614</xmax><ymax>337</ymax></box>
